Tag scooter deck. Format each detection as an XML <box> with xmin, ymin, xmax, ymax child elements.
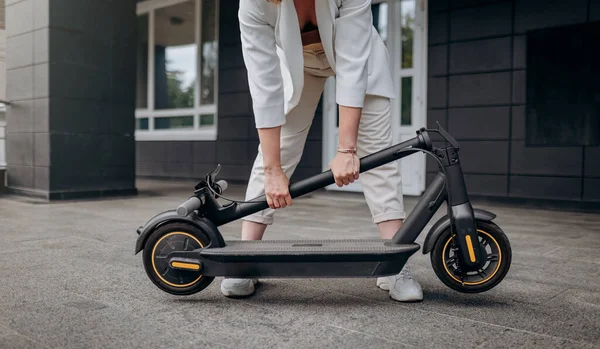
<box><xmin>195</xmin><ymin>239</ymin><xmax>420</xmax><ymax>278</ymax></box>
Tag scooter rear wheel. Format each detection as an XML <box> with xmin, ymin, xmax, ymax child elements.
<box><xmin>430</xmin><ymin>221</ymin><xmax>511</xmax><ymax>293</ymax></box>
<box><xmin>142</xmin><ymin>222</ymin><xmax>214</xmax><ymax>296</ymax></box>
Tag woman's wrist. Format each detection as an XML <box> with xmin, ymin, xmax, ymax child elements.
<box><xmin>264</xmin><ymin>165</ymin><xmax>283</xmax><ymax>173</ymax></box>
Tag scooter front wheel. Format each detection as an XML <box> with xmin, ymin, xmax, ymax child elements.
<box><xmin>142</xmin><ymin>222</ymin><xmax>214</xmax><ymax>296</ymax></box>
<box><xmin>430</xmin><ymin>221</ymin><xmax>512</xmax><ymax>293</ymax></box>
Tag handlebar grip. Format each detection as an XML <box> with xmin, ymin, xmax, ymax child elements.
<box><xmin>215</xmin><ymin>180</ymin><xmax>228</xmax><ymax>194</ymax></box>
<box><xmin>177</xmin><ymin>197</ymin><xmax>202</xmax><ymax>216</ymax></box>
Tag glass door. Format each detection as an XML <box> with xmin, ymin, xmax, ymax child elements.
<box><xmin>322</xmin><ymin>0</ymin><xmax>427</xmax><ymax>195</ymax></box>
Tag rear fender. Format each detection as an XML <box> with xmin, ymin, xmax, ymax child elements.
<box><xmin>134</xmin><ymin>210</ymin><xmax>225</xmax><ymax>254</ymax></box>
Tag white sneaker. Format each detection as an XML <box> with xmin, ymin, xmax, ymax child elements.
<box><xmin>377</xmin><ymin>265</ymin><xmax>423</xmax><ymax>302</ymax></box>
<box><xmin>220</xmin><ymin>278</ymin><xmax>258</xmax><ymax>297</ymax></box>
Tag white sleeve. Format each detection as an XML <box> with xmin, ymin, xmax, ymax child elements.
<box><xmin>239</xmin><ymin>0</ymin><xmax>285</xmax><ymax>128</ymax></box>
<box><xmin>334</xmin><ymin>0</ymin><xmax>373</xmax><ymax>108</ymax></box>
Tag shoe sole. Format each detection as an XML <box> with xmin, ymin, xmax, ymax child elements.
<box><xmin>389</xmin><ymin>294</ymin><xmax>424</xmax><ymax>302</ymax></box>
<box><xmin>221</xmin><ymin>280</ymin><xmax>258</xmax><ymax>298</ymax></box>
<box><xmin>377</xmin><ymin>281</ymin><xmax>390</xmax><ymax>291</ymax></box>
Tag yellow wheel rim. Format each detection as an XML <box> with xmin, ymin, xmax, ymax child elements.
<box><xmin>151</xmin><ymin>232</ymin><xmax>204</xmax><ymax>288</ymax></box>
<box><xmin>442</xmin><ymin>230</ymin><xmax>502</xmax><ymax>286</ymax></box>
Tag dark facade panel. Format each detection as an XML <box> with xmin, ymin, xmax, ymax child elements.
<box><xmin>464</xmin><ymin>174</ymin><xmax>508</xmax><ymax>196</ymax></box>
<box><xmin>220</xmin><ymin>45</ymin><xmax>246</xmax><ymax>70</ymax></box>
<box><xmin>137</xmin><ymin>162</ymin><xmax>166</xmax><ymax>177</ymax></box>
<box><xmin>510</xmin><ymin>175</ymin><xmax>581</xmax><ymax>200</ymax></box>
<box><xmin>585</xmin><ymin>147</ymin><xmax>600</xmax><ymax>177</ymax></box>
<box><xmin>49</xmin><ymin>0</ymin><xmax>114</xmax><ymax>43</ymax></box>
<box><xmin>218</xmin><ymin>164</ymin><xmax>252</xmax><ymax>182</ymax></box>
<box><xmin>49</xmin><ymin>98</ymin><xmax>110</xmax><ymax>133</ymax></box>
<box><xmin>137</xmin><ymin>142</ymin><xmax>166</xmax><ymax>164</ymax></box>
<box><xmin>427</xmin><ymin>109</ymin><xmax>448</xmax><ymax>146</ymax></box>
<box><xmin>163</xmin><ymin>141</ymin><xmax>194</xmax><ymax>165</ymax></box>
<box><xmin>162</xmin><ymin>162</ymin><xmax>194</xmax><ymax>179</ymax></box>
<box><xmin>448</xmin><ymin>72</ymin><xmax>511</xmax><ymax>107</ymax></box>
<box><xmin>219</xmin><ymin>68</ymin><xmax>249</xmax><ymax>94</ymax></box>
<box><xmin>510</xmin><ymin>141</ymin><xmax>583</xmax><ymax>177</ymax></box>
<box><xmin>193</xmin><ymin>163</ymin><xmax>219</xmax><ymax>179</ymax></box>
<box><xmin>429</xmin><ymin>12</ymin><xmax>448</xmax><ymax>45</ymax></box>
<box><xmin>511</xmin><ymin>106</ymin><xmax>525</xmax><ymax>140</ymax></box>
<box><xmin>49</xmin><ymin>28</ymin><xmax>112</xmax><ymax>72</ymax></box>
<box><xmin>427</xmin><ymin>109</ymin><xmax>447</xmax><ymax>133</ymax></box>
<box><xmin>219</xmin><ymin>92</ymin><xmax>252</xmax><ymax>118</ymax></box>
<box><xmin>513</xmin><ymin>35</ymin><xmax>526</xmax><ymax>69</ymax></box>
<box><xmin>430</xmin><ymin>0</ymin><xmax>449</xmax><ymax>12</ymax></box>
<box><xmin>450</xmin><ymin>2</ymin><xmax>512</xmax><ymax>41</ymax></box>
<box><xmin>514</xmin><ymin>0</ymin><xmax>589</xmax><ymax>34</ymax></box>
<box><xmin>592</xmin><ymin>0</ymin><xmax>600</xmax><ymax>21</ymax></box>
<box><xmin>512</xmin><ymin>70</ymin><xmax>526</xmax><ymax>105</ymax></box>
<box><xmin>218</xmin><ymin>116</ymin><xmax>252</xmax><ymax>141</ymax></box>
<box><xmin>427</xmin><ymin>77</ymin><xmax>448</xmax><ymax>108</ymax></box>
<box><xmin>50</xmin><ymin>63</ymin><xmax>112</xmax><ymax>101</ymax></box>
<box><xmin>428</xmin><ymin>45</ymin><xmax>448</xmax><ymax>76</ymax></box>
<box><xmin>192</xmin><ymin>142</ymin><xmax>217</xmax><ymax>164</ymax></box>
<box><xmin>448</xmin><ymin>106</ymin><xmax>510</xmax><ymax>140</ymax></box>
<box><xmin>216</xmin><ymin>141</ymin><xmax>252</xmax><ymax>165</ymax></box>
<box><xmin>298</xmin><ymin>140</ymin><xmax>322</xmax><ymax>169</ymax></box>
<box><xmin>220</xmin><ymin>19</ymin><xmax>242</xmax><ymax>46</ymax></box>
<box><xmin>451</xmin><ymin>0</ymin><xmax>507</xmax><ymax>8</ymax></box>
<box><xmin>449</xmin><ymin>37</ymin><xmax>511</xmax><ymax>74</ymax></box>
<box><xmin>524</xmin><ymin>22</ymin><xmax>600</xmax><ymax>147</ymax></box>
<box><xmin>583</xmin><ymin>178</ymin><xmax>600</xmax><ymax>201</ymax></box>
<box><xmin>457</xmin><ymin>140</ymin><xmax>509</xmax><ymax>174</ymax></box>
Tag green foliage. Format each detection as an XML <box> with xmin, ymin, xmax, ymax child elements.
<box><xmin>166</xmin><ymin>69</ymin><xmax>194</xmax><ymax>109</ymax></box>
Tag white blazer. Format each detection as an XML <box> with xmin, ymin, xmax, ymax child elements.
<box><xmin>239</xmin><ymin>0</ymin><xmax>396</xmax><ymax>128</ymax></box>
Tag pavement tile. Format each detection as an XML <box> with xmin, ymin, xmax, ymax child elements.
<box><xmin>0</xmin><ymin>179</ymin><xmax>599</xmax><ymax>348</ymax></box>
<box><xmin>0</xmin><ymin>335</ymin><xmax>49</xmax><ymax>349</ymax></box>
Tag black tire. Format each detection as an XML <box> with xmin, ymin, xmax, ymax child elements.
<box><xmin>142</xmin><ymin>222</ymin><xmax>214</xmax><ymax>296</ymax></box>
<box><xmin>430</xmin><ymin>221</ymin><xmax>512</xmax><ymax>293</ymax></box>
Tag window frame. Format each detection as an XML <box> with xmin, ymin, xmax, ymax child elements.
<box><xmin>135</xmin><ymin>0</ymin><xmax>219</xmax><ymax>141</ymax></box>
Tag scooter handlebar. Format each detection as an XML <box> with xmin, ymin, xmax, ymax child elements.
<box><xmin>177</xmin><ymin>197</ymin><xmax>202</xmax><ymax>216</ymax></box>
<box><xmin>215</xmin><ymin>180</ymin><xmax>228</xmax><ymax>194</ymax></box>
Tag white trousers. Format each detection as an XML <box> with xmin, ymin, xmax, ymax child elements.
<box><xmin>243</xmin><ymin>48</ymin><xmax>406</xmax><ymax>225</ymax></box>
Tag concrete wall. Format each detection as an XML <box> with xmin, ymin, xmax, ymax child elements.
<box><xmin>5</xmin><ymin>0</ymin><xmax>137</xmax><ymax>199</ymax></box>
<box><xmin>0</xmin><ymin>0</ymin><xmax>7</xmax><ymax>169</ymax></box>
<box><xmin>427</xmin><ymin>0</ymin><xmax>600</xmax><ymax>203</ymax></box>
<box><xmin>136</xmin><ymin>2</ymin><xmax>323</xmax><ymax>184</ymax></box>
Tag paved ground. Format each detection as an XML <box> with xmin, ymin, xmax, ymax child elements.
<box><xmin>1</xmin><ymin>178</ymin><xmax>599</xmax><ymax>349</ymax></box>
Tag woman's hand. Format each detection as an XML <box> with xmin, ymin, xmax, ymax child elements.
<box><xmin>265</xmin><ymin>166</ymin><xmax>292</xmax><ymax>209</ymax></box>
<box><xmin>330</xmin><ymin>151</ymin><xmax>360</xmax><ymax>187</ymax></box>
<box><xmin>332</xmin><ymin>104</ymin><xmax>361</xmax><ymax>187</ymax></box>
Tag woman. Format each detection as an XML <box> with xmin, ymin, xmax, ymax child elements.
<box><xmin>221</xmin><ymin>0</ymin><xmax>423</xmax><ymax>302</ymax></box>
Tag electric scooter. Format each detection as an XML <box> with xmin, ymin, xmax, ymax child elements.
<box><xmin>135</xmin><ymin>124</ymin><xmax>512</xmax><ymax>296</ymax></box>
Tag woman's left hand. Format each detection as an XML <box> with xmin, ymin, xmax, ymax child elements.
<box><xmin>330</xmin><ymin>152</ymin><xmax>360</xmax><ymax>187</ymax></box>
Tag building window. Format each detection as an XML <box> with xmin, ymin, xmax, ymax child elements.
<box><xmin>526</xmin><ymin>21</ymin><xmax>600</xmax><ymax>147</ymax></box>
<box><xmin>136</xmin><ymin>0</ymin><xmax>219</xmax><ymax>141</ymax></box>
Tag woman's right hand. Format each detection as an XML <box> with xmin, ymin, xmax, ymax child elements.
<box><xmin>265</xmin><ymin>167</ymin><xmax>292</xmax><ymax>209</ymax></box>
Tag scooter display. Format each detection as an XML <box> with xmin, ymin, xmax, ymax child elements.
<box><xmin>135</xmin><ymin>124</ymin><xmax>512</xmax><ymax>296</ymax></box>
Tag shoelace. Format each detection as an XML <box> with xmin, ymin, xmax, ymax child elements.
<box><xmin>398</xmin><ymin>265</ymin><xmax>413</xmax><ymax>280</ymax></box>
